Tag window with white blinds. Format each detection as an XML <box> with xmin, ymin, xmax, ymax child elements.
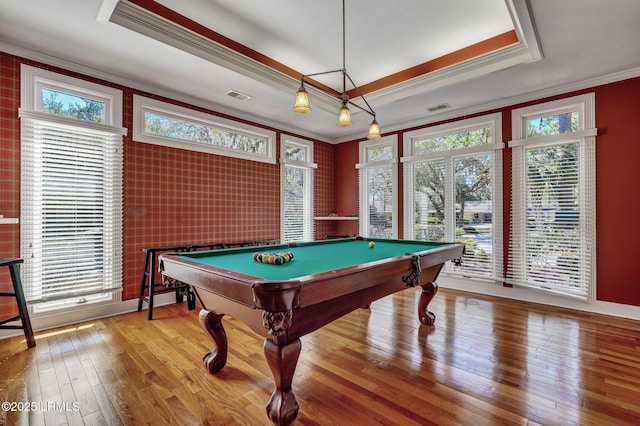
<box><xmin>507</xmin><ymin>94</ymin><xmax>596</xmax><ymax>299</ymax></box>
<box><xmin>19</xmin><ymin>65</ymin><xmax>125</xmax><ymax>311</ymax></box>
<box><xmin>281</xmin><ymin>135</ymin><xmax>316</xmax><ymax>242</ymax></box>
<box><xmin>357</xmin><ymin>136</ymin><xmax>398</xmax><ymax>238</ymax></box>
<box><xmin>402</xmin><ymin>113</ymin><xmax>504</xmax><ymax>280</ymax></box>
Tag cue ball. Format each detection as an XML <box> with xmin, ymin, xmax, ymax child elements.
<box><xmin>369</xmin><ymin>241</ymin><xmax>375</xmax><ymax>248</ymax></box>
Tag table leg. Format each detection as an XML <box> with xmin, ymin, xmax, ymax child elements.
<box><xmin>418</xmin><ymin>281</ymin><xmax>438</xmax><ymax>326</ymax></box>
<box><xmin>199</xmin><ymin>309</ymin><xmax>228</xmax><ymax>373</ymax></box>
<box><xmin>264</xmin><ymin>338</ymin><xmax>301</xmax><ymax>426</ymax></box>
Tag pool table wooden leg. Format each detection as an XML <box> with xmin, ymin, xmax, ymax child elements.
<box><xmin>199</xmin><ymin>309</ymin><xmax>228</xmax><ymax>373</ymax></box>
<box><xmin>418</xmin><ymin>281</ymin><xmax>438</xmax><ymax>326</ymax></box>
<box><xmin>264</xmin><ymin>338</ymin><xmax>301</xmax><ymax>426</ymax></box>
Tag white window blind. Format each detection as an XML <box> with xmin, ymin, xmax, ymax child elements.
<box><xmin>281</xmin><ymin>135</ymin><xmax>316</xmax><ymax>242</ymax></box>
<box><xmin>20</xmin><ymin>111</ymin><xmax>125</xmax><ymax>303</ymax></box>
<box><xmin>357</xmin><ymin>136</ymin><xmax>398</xmax><ymax>238</ymax></box>
<box><xmin>507</xmin><ymin>136</ymin><xmax>596</xmax><ymax>298</ymax></box>
<box><xmin>507</xmin><ymin>94</ymin><xmax>596</xmax><ymax>299</ymax></box>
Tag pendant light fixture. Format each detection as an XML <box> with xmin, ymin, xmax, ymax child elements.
<box><xmin>293</xmin><ymin>0</ymin><xmax>381</xmax><ymax>139</ymax></box>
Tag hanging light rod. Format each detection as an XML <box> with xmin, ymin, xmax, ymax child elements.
<box><xmin>293</xmin><ymin>0</ymin><xmax>381</xmax><ymax>139</ymax></box>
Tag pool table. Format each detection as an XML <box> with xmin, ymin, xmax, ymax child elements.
<box><xmin>159</xmin><ymin>237</ymin><xmax>464</xmax><ymax>425</ymax></box>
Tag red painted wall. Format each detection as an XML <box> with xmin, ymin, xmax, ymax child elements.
<box><xmin>0</xmin><ymin>53</ymin><xmax>335</xmax><ymax>315</ymax></box>
<box><xmin>2</xmin><ymin>50</ymin><xmax>640</xmax><ymax>314</ymax></box>
<box><xmin>335</xmin><ymin>77</ymin><xmax>640</xmax><ymax>307</ymax></box>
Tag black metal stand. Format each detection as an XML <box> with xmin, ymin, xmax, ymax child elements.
<box><xmin>0</xmin><ymin>258</ymin><xmax>36</xmax><ymax>348</ymax></box>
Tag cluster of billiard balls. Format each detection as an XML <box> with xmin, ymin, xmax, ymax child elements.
<box><xmin>253</xmin><ymin>251</ymin><xmax>295</xmax><ymax>265</ymax></box>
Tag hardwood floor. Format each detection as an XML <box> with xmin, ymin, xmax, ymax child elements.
<box><xmin>1</xmin><ymin>288</ymin><xmax>639</xmax><ymax>426</ymax></box>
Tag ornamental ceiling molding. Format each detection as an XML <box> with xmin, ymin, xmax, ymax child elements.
<box><xmin>108</xmin><ymin>0</ymin><xmax>542</xmax><ymax>115</ymax></box>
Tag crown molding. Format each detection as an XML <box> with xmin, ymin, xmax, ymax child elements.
<box><xmin>110</xmin><ymin>0</ymin><xmax>342</xmax><ymax>113</ymax></box>
<box><xmin>377</xmin><ymin>66</ymin><xmax>640</xmax><ymax>139</ymax></box>
<box><xmin>0</xmin><ymin>41</ymin><xmax>329</xmax><ymax>142</ymax></box>
<box><xmin>365</xmin><ymin>42</ymin><xmax>533</xmax><ymax>107</ymax></box>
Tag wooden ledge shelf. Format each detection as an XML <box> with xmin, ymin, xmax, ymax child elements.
<box><xmin>314</xmin><ymin>216</ymin><xmax>358</xmax><ymax>220</ymax></box>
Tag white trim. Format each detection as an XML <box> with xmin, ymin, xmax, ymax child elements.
<box><xmin>5</xmin><ymin>42</ymin><xmax>639</xmax><ymax>145</ymax></box>
<box><xmin>511</xmin><ymin>93</ymin><xmax>596</xmax><ymax>138</ymax></box>
<box><xmin>280</xmin><ymin>134</ymin><xmax>315</xmax><ymax>242</ymax></box>
<box><xmin>402</xmin><ymin>113</ymin><xmax>504</xmax><ymax>281</ymax></box>
<box><xmin>107</xmin><ymin>0</ymin><xmax>537</xmax><ymax>119</ymax></box>
<box><xmin>21</xmin><ymin>64</ymin><xmax>123</xmax><ymax>128</ymax></box>
<box><xmin>2</xmin><ymin>284</ymin><xmax>639</xmax><ymax>344</ymax></box>
<box><xmin>0</xmin><ymin>292</ymin><xmax>174</xmax><ymax>340</ymax></box>
<box><xmin>132</xmin><ymin>95</ymin><xmax>276</xmax><ymax>164</ymax></box>
<box><xmin>508</xmin><ymin>93</ymin><xmax>596</xmax><ymax>300</ymax></box>
<box><xmin>403</xmin><ymin>112</ymin><xmax>503</xmax><ymax>153</ymax></box>
<box><xmin>440</xmin><ymin>276</ymin><xmax>640</xmax><ymax>321</ymax></box>
<box><xmin>358</xmin><ymin>135</ymin><xmax>399</xmax><ymax>238</ymax></box>
<box><xmin>18</xmin><ymin>109</ymin><xmax>127</xmax><ymax>136</ymax></box>
<box><xmin>509</xmin><ymin>128</ymin><xmax>597</xmax><ymax>147</ymax></box>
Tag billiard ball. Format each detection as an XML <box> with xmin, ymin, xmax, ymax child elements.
<box><xmin>369</xmin><ymin>241</ymin><xmax>375</xmax><ymax>248</ymax></box>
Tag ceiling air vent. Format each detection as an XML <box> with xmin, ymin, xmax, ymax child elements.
<box><xmin>226</xmin><ymin>90</ymin><xmax>252</xmax><ymax>101</ymax></box>
<box><xmin>426</xmin><ymin>103</ymin><xmax>451</xmax><ymax>113</ymax></box>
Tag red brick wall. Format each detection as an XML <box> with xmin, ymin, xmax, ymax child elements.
<box><xmin>0</xmin><ymin>52</ymin><xmax>335</xmax><ymax>314</ymax></box>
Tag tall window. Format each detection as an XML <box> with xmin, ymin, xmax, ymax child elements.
<box><xmin>357</xmin><ymin>136</ymin><xmax>398</xmax><ymax>238</ymax></box>
<box><xmin>281</xmin><ymin>135</ymin><xmax>316</xmax><ymax>242</ymax></box>
<box><xmin>403</xmin><ymin>114</ymin><xmax>503</xmax><ymax>280</ymax></box>
<box><xmin>507</xmin><ymin>94</ymin><xmax>596</xmax><ymax>299</ymax></box>
<box><xmin>19</xmin><ymin>65</ymin><xmax>126</xmax><ymax>313</ymax></box>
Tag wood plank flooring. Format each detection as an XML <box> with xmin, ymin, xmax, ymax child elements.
<box><xmin>1</xmin><ymin>288</ymin><xmax>639</xmax><ymax>425</ymax></box>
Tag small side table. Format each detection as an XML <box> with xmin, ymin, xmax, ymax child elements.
<box><xmin>0</xmin><ymin>258</ymin><xmax>36</xmax><ymax>348</ymax></box>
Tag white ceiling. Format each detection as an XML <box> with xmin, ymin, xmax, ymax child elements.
<box><xmin>1</xmin><ymin>0</ymin><xmax>640</xmax><ymax>143</ymax></box>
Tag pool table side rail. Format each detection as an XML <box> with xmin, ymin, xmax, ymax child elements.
<box><xmin>159</xmin><ymin>241</ymin><xmax>464</xmax><ymax>314</ymax></box>
<box><xmin>160</xmin><ymin>254</ymin><xmax>303</xmax><ymax>312</ymax></box>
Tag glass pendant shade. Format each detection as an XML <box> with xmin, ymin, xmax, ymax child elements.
<box><xmin>292</xmin><ymin>0</ymin><xmax>380</xmax><ymax>137</ymax></box>
<box><xmin>367</xmin><ymin>118</ymin><xmax>381</xmax><ymax>139</ymax></box>
<box><xmin>293</xmin><ymin>85</ymin><xmax>311</xmax><ymax>113</ymax></box>
<box><xmin>337</xmin><ymin>104</ymin><xmax>352</xmax><ymax>127</ymax></box>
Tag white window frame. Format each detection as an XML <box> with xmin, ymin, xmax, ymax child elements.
<box><xmin>280</xmin><ymin>135</ymin><xmax>316</xmax><ymax>242</ymax></box>
<box><xmin>402</xmin><ymin>113</ymin><xmax>504</xmax><ymax>280</ymax></box>
<box><xmin>356</xmin><ymin>135</ymin><xmax>398</xmax><ymax>238</ymax></box>
<box><xmin>132</xmin><ymin>95</ymin><xmax>276</xmax><ymax>164</ymax></box>
<box><xmin>507</xmin><ymin>93</ymin><xmax>596</xmax><ymax>300</ymax></box>
<box><xmin>19</xmin><ymin>65</ymin><xmax>126</xmax><ymax>314</ymax></box>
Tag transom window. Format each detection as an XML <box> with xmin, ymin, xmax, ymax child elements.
<box><xmin>133</xmin><ymin>95</ymin><xmax>276</xmax><ymax>164</ymax></box>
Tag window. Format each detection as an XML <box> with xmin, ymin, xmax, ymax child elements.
<box><xmin>281</xmin><ymin>135</ymin><xmax>316</xmax><ymax>242</ymax></box>
<box><xmin>133</xmin><ymin>95</ymin><xmax>276</xmax><ymax>164</ymax></box>
<box><xmin>19</xmin><ymin>65</ymin><xmax>126</xmax><ymax>312</ymax></box>
<box><xmin>357</xmin><ymin>136</ymin><xmax>398</xmax><ymax>238</ymax></box>
<box><xmin>507</xmin><ymin>94</ymin><xmax>596</xmax><ymax>299</ymax></box>
<box><xmin>403</xmin><ymin>114</ymin><xmax>504</xmax><ymax>280</ymax></box>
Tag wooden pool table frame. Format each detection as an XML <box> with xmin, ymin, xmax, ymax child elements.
<box><xmin>159</xmin><ymin>238</ymin><xmax>464</xmax><ymax>425</ymax></box>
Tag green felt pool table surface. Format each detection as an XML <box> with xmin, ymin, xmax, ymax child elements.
<box><xmin>172</xmin><ymin>237</ymin><xmax>455</xmax><ymax>281</ymax></box>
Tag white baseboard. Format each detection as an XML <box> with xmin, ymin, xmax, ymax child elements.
<box><xmin>3</xmin><ymin>280</ymin><xmax>639</xmax><ymax>343</ymax></box>
<box><xmin>0</xmin><ymin>292</ymin><xmax>178</xmax><ymax>341</ymax></box>
<box><xmin>439</xmin><ymin>276</ymin><xmax>640</xmax><ymax>321</ymax></box>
